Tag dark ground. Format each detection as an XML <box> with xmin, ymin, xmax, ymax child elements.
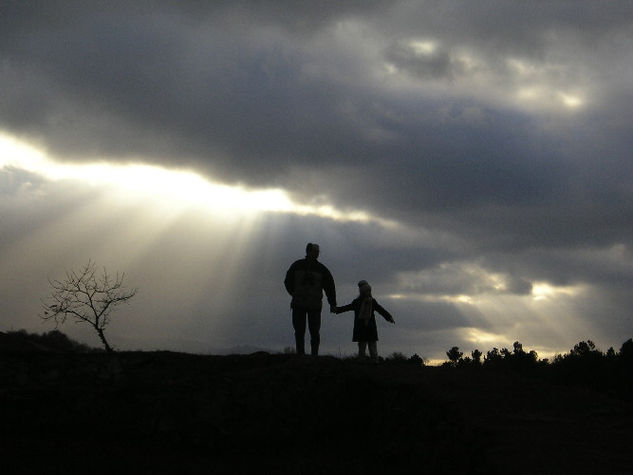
<box><xmin>1</xmin><ymin>352</ymin><xmax>632</xmax><ymax>474</ymax></box>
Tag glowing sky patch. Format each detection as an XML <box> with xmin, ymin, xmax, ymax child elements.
<box><xmin>504</xmin><ymin>56</ymin><xmax>587</xmax><ymax>112</ymax></box>
<box><xmin>558</xmin><ymin>92</ymin><xmax>584</xmax><ymax>109</ymax></box>
<box><xmin>408</xmin><ymin>39</ymin><xmax>438</xmax><ymax>56</ymax></box>
<box><xmin>387</xmin><ymin>292</ymin><xmax>475</xmax><ymax>305</ymax></box>
<box><xmin>0</xmin><ymin>133</ymin><xmax>392</xmax><ymax>225</ymax></box>
<box><xmin>531</xmin><ymin>282</ymin><xmax>584</xmax><ymax>301</ymax></box>
<box><xmin>464</xmin><ymin>328</ymin><xmax>506</xmax><ymax>345</ymax></box>
<box><xmin>515</xmin><ymin>86</ymin><xmax>586</xmax><ymax>112</ymax></box>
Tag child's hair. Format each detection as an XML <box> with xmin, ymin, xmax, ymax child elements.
<box><xmin>358</xmin><ymin>280</ymin><xmax>371</xmax><ymax>294</ymax></box>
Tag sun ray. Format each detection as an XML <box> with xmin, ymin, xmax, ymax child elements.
<box><xmin>4</xmin><ymin>132</ymin><xmax>394</xmax><ymax>349</ymax></box>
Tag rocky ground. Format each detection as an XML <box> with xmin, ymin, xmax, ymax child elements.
<box><xmin>1</xmin><ymin>351</ymin><xmax>632</xmax><ymax>474</ymax></box>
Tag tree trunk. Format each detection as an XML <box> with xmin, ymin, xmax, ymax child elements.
<box><xmin>96</xmin><ymin>327</ymin><xmax>113</xmax><ymax>353</ymax></box>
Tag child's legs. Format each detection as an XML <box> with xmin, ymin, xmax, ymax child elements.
<box><xmin>358</xmin><ymin>341</ymin><xmax>367</xmax><ymax>357</ymax></box>
<box><xmin>368</xmin><ymin>341</ymin><xmax>378</xmax><ymax>359</ymax></box>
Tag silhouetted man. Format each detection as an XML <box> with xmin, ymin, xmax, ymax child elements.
<box><xmin>284</xmin><ymin>243</ymin><xmax>337</xmax><ymax>356</ymax></box>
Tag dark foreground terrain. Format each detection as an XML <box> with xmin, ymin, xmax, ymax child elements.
<box><xmin>1</xmin><ymin>351</ymin><xmax>632</xmax><ymax>474</ymax></box>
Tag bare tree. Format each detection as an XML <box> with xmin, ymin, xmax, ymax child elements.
<box><xmin>41</xmin><ymin>260</ymin><xmax>137</xmax><ymax>352</ymax></box>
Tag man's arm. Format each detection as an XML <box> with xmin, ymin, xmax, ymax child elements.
<box><xmin>284</xmin><ymin>262</ymin><xmax>296</xmax><ymax>296</ymax></box>
<box><xmin>335</xmin><ymin>303</ymin><xmax>354</xmax><ymax>314</ymax></box>
<box><xmin>321</xmin><ymin>264</ymin><xmax>337</xmax><ymax>308</ymax></box>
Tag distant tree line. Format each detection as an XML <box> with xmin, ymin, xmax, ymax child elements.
<box><xmin>0</xmin><ymin>329</ymin><xmax>99</xmax><ymax>353</ymax></box>
<box><xmin>443</xmin><ymin>339</ymin><xmax>633</xmax><ymax>369</ymax></box>
<box><xmin>442</xmin><ymin>338</ymin><xmax>633</xmax><ymax>400</ymax></box>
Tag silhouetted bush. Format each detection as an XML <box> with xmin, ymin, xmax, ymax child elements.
<box><xmin>553</xmin><ymin>340</ymin><xmax>607</xmax><ymax>373</ymax></box>
<box><xmin>383</xmin><ymin>352</ymin><xmax>426</xmax><ymax>367</ymax></box>
<box><xmin>606</xmin><ymin>347</ymin><xmax>617</xmax><ymax>360</ymax></box>
<box><xmin>409</xmin><ymin>353</ymin><xmax>424</xmax><ymax>366</ymax></box>
<box><xmin>445</xmin><ymin>346</ymin><xmax>463</xmax><ymax>367</ymax></box>
<box><xmin>385</xmin><ymin>351</ymin><xmax>408</xmax><ymax>363</ymax></box>
<box><xmin>620</xmin><ymin>338</ymin><xmax>633</xmax><ymax>364</ymax></box>
<box><xmin>570</xmin><ymin>340</ymin><xmax>601</xmax><ymax>359</ymax></box>
<box><xmin>484</xmin><ymin>347</ymin><xmax>503</xmax><ymax>367</ymax></box>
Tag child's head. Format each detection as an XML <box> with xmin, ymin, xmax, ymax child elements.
<box><xmin>358</xmin><ymin>280</ymin><xmax>372</xmax><ymax>296</ymax></box>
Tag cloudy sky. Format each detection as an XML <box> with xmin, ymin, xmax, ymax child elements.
<box><xmin>1</xmin><ymin>1</ymin><xmax>632</xmax><ymax>361</ymax></box>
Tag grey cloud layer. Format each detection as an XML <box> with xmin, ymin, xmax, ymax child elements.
<box><xmin>2</xmin><ymin>0</ymin><xmax>632</xmax><ymax>251</ymax></box>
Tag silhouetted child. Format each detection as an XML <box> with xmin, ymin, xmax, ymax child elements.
<box><xmin>336</xmin><ymin>280</ymin><xmax>395</xmax><ymax>359</ymax></box>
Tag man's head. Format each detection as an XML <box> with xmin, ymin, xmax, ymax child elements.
<box><xmin>306</xmin><ymin>243</ymin><xmax>320</xmax><ymax>260</ymax></box>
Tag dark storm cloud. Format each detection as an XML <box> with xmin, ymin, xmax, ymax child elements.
<box><xmin>2</xmin><ymin>5</ymin><xmax>379</xmax><ymax>186</ymax></box>
<box><xmin>2</xmin><ymin>0</ymin><xmax>629</xmax><ymax>243</ymax></box>
<box><xmin>0</xmin><ymin>0</ymin><xmax>390</xmax><ymax>161</ymax></box>
<box><xmin>1</xmin><ymin>0</ymin><xmax>630</xmax><ymax>228</ymax></box>
<box><xmin>0</xmin><ymin>0</ymin><xmax>587</xmax><ymax>192</ymax></box>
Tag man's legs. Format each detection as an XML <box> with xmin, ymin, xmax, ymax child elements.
<box><xmin>292</xmin><ymin>307</ymin><xmax>307</xmax><ymax>355</ymax></box>
<box><xmin>307</xmin><ymin>309</ymin><xmax>322</xmax><ymax>356</ymax></box>
<box><xmin>358</xmin><ymin>341</ymin><xmax>367</xmax><ymax>357</ymax></box>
